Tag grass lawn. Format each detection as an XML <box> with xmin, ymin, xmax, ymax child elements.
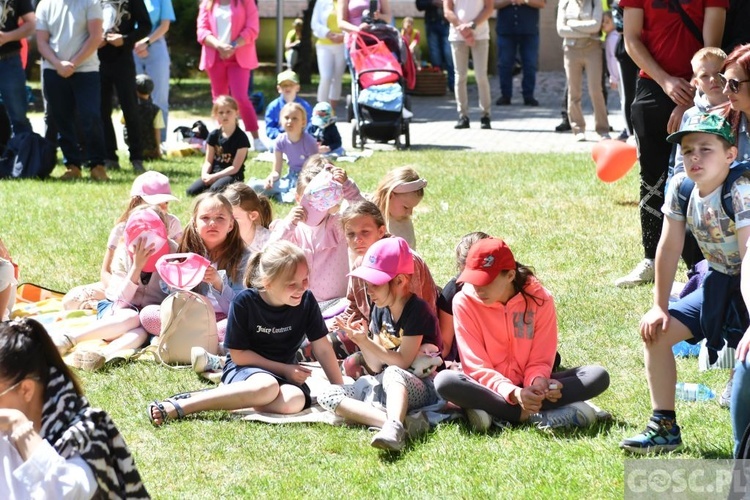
<box><xmin>0</xmin><ymin>149</ymin><xmax>735</xmax><ymax>499</ymax></box>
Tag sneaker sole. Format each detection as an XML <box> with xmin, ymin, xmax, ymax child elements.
<box><xmin>370</xmin><ymin>436</ymin><xmax>404</xmax><ymax>452</ymax></box>
<box><xmin>465</xmin><ymin>409</ymin><xmax>492</xmax><ymax>433</ymax></box>
<box><xmin>620</xmin><ymin>442</ymin><xmax>683</xmax><ymax>455</ymax></box>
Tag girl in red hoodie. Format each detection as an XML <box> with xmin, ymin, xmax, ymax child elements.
<box><xmin>434</xmin><ymin>238</ymin><xmax>609</xmax><ymax>431</ymax></box>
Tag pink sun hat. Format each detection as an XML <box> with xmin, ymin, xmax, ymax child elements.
<box><xmin>155</xmin><ymin>253</ymin><xmax>211</xmax><ymax>290</ymax></box>
<box><xmin>130</xmin><ymin>171</ymin><xmax>179</xmax><ymax>205</ymax></box>
<box><xmin>124</xmin><ymin>208</ymin><xmax>170</xmax><ymax>273</ymax></box>
<box><xmin>300</xmin><ymin>168</ymin><xmax>344</xmax><ymax>227</ymax></box>
<box><xmin>348</xmin><ymin>236</ymin><xmax>414</xmax><ymax>285</ymax></box>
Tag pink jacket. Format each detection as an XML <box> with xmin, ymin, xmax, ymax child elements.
<box><xmin>197</xmin><ymin>0</ymin><xmax>259</xmax><ymax>71</ymax></box>
<box><xmin>453</xmin><ymin>277</ymin><xmax>557</xmax><ymax>403</ymax></box>
<box><xmin>268</xmin><ymin>179</ymin><xmax>364</xmax><ymax>302</ymax></box>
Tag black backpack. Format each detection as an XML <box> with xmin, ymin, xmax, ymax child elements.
<box><xmin>676</xmin><ymin>162</ymin><xmax>750</xmax><ymax>223</ymax></box>
<box><xmin>0</xmin><ymin>131</ymin><xmax>56</xmax><ymax>179</ymax></box>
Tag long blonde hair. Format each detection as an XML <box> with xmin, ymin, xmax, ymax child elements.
<box><xmin>372</xmin><ymin>166</ymin><xmax>426</xmax><ymax>232</ymax></box>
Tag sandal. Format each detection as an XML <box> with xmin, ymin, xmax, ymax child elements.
<box><xmin>147</xmin><ymin>397</ymin><xmax>186</xmax><ymax>427</ymax></box>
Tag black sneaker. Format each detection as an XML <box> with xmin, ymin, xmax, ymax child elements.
<box><xmin>454</xmin><ymin>116</ymin><xmax>470</xmax><ymax>129</ymax></box>
<box><xmin>480</xmin><ymin>116</ymin><xmax>491</xmax><ymax>129</ymax></box>
<box><xmin>524</xmin><ymin>97</ymin><xmax>539</xmax><ymax>107</ymax></box>
<box><xmin>495</xmin><ymin>96</ymin><xmax>511</xmax><ymax>106</ymax></box>
<box><xmin>555</xmin><ymin>120</ymin><xmax>572</xmax><ymax>133</ymax></box>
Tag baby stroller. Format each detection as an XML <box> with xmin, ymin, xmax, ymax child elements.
<box><xmin>345</xmin><ymin>23</ymin><xmax>415</xmax><ymax>150</ymax></box>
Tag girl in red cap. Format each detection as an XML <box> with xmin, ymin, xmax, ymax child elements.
<box><xmin>434</xmin><ymin>237</ymin><xmax>610</xmax><ymax>431</ymax></box>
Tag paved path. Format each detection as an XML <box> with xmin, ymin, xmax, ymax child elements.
<box><xmin>31</xmin><ymin>71</ymin><xmax>626</xmax><ymax>156</ymax></box>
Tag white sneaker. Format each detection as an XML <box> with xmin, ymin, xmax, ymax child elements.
<box><xmin>371</xmin><ymin>420</ymin><xmax>406</xmax><ymax>451</ymax></box>
<box><xmin>253</xmin><ymin>138</ymin><xmax>268</xmax><ymax>153</ymax></box>
<box><xmin>599</xmin><ymin>133</ymin><xmax>612</xmax><ymax>141</ymax></box>
<box><xmin>465</xmin><ymin>408</ymin><xmax>492</xmax><ymax>433</ymax></box>
<box><xmin>614</xmin><ymin>259</ymin><xmax>655</xmax><ymax>288</ymax></box>
<box><xmin>191</xmin><ymin>346</ymin><xmax>224</xmax><ymax>374</ymax></box>
<box><xmin>53</xmin><ymin>334</ymin><xmax>75</xmax><ymax>355</ymax></box>
<box><xmin>574</xmin><ymin>132</ymin><xmax>586</xmax><ymax>142</ymax></box>
<box><xmin>528</xmin><ymin>402</ymin><xmax>596</xmax><ymax>430</ymax></box>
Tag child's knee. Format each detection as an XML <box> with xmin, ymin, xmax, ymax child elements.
<box><xmin>318</xmin><ymin>385</ymin><xmax>348</xmax><ymax>412</ymax></box>
<box><xmin>381</xmin><ymin>365</ymin><xmax>410</xmax><ymax>391</ymax></box>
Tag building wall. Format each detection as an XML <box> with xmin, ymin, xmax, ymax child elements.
<box><xmin>257</xmin><ymin>0</ymin><xmax>563</xmax><ymax>71</ymax></box>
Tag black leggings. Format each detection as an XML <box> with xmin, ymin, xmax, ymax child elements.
<box><xmin>434</xmin><ymin>365</ymin><xmax>610</xmax><ymax>423</ymax></box>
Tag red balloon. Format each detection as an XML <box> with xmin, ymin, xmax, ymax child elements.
<box><xmin>592</xmin><ymin>139</ymin><xmax>638</xmax><ymax>183</ymax></box>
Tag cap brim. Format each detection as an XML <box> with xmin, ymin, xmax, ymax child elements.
<box><xmin>348</xmin><ymin>266</ymin><xmax>394</xmax><ymax>286</ymax></box>
<box><xmin>141</xmin><ymin>193</ymin><xmax>179</xmax><ymax>205</ymax></box>
<box><xmin>666</xmin><ymin>130</ymin><xmax>689</xmax><ymax>144</ymax></box>
<box><xmin>456</xmin><ymin>268</ymin><xmax>495</xmax><ymax>286</ymax></box>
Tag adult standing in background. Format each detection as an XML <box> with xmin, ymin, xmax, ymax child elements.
<box><xmin>311</xmin><ymin>0</ymin><xmax>346</xmax><ymax>108</ymax></box>
<box><xmin>36</xmin><ymin>0</ymin><xmax>109</xmax><ymax>181</ymax></box>
<box><xmin>416</xmin><ymin>0</ymin><xmax>455</xmax><ymax>91</ymax></box>
<box><xmin>445</xmin><ymin>0</ymin><xmax>493</xmax><ymax>130</ymax></box>
<box><xmin>721</xmin><ymin>0</ymin><xmax>750</xmax><ymax>54</ymax></box>
<box><xmin>493</xmin><ymin>0</ymin><xmax>545</xmax><ymax>107</ymax></box>
<box><xmin>197</xmin><ymin>0</ymin><xmax>265</xmax><ymax>152</ymax></box>
<box><xmin>133</xmin><ymin>0</ymin><xmax>176</xmax><ymax>143</ymax></box>
<box><xmin>0</xmin><ymin>0</ymin><xmax>34</xmax><ymax>138</ymax></box>
<box><xmin>337</xmin><ymin>0</ymin><xmax>391</xmax><ymax>32</ymax></box>
<box><xmin>615</xmin><ymin>0</ymin><xmax>727</xmax><ymax>287</ymax></box>
<box><xmin>556</xmin><ymin>0</ymin><xmax>609</xmax><ymax>142</ymax></box>
<box><xmin>99</xmin><ymin>0</ymin><xmax>151</xmax><ymax>173</ymax></box>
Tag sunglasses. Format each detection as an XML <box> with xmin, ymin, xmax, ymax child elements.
<box><xmin>719</xmin><ymin>73</ymin><xmax>750</xmax><ymax>94</ymax></box>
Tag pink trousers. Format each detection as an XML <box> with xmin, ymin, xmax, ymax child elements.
<box><xmin>206</xmin><ymin>56</ymin><xmax>259</xmax><ymax>133</ymax></box>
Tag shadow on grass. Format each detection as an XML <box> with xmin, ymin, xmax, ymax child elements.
<box><xmin>407</xmin><ymin>144</ymin><xmax>471</xmax><ymax>151</ymax></box>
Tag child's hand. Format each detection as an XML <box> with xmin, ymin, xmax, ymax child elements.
<box><xmin>514</xmin><ymin>386</ymin><xmax>544</xmax><ymax>413</ymax></box>
<box><xmin>337</xmin><ymin>316</ymin><xmax>369</xmax><ymax>346</ymax></box>
<box><xmin>330</xmin><ymin>166</ymin><xmax>347</xmax><ymax>184</ymax></box>
<box><xmin>131</xmin><ymin>236</ymin><xmax>156</xmax><ymax>271</ymax></box>
<box><xmin>287</xmin><ymin>206</ymin><xmax>306</xmax><ymax>226</ymax></box>
<box><xmin>284</xmin><ymin>364</ymin><xmax>312</xmax><ymax>385</ymax></box>
<box><xmin>201</xmin><ymin>172</ymin><xmax>214</xmax><ymax>185</ymax></box>
<box><xmin>264</xmin><ymin>173</ymin><xmax>278</xmax><ymax>191</ymax></box>
<box><xmin>203</xmin><ymin>266</ymin><xmax>223</xmax><ymax>291</ymax></box>
<box><xmin>610</xmin><ymin>81</ymin><xmax>619</xmax><ymax>90</ymax></box>
<box><xmin>640</xmin><ymin>305</ymin><xmax>670</xmax><ymax>344</ymax></box>
<box><xmin>318</xmin><ymin>144</ymin><xmax>330</xmax><ymax>154</ymax></box>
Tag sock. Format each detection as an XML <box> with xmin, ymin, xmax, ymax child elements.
<box><xmin>653</xmin><ymin>410</ymin><xmax>676</xmax><ymax>421</ymax></box>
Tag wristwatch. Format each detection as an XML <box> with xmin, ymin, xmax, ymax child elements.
<box><xmin>470</xmin><ymin>21</ymin><xmax>476</xmax><ymax>30</ymax></box>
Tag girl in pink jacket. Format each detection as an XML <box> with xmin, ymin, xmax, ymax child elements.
<box><xmin>434</xmin><ymin>238</ymin><xmax>609</xmax><ymax>431</ymax></box>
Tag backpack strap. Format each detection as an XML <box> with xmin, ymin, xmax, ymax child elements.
<box><xmin>720</xmin><ymin>162</ymin><xmax>750</xmax><ymax>220</ymax></box>
<box><xmin>676</xmin><ymin>176</ymin><xmax>695</xmax><ymax>219</ymax></box>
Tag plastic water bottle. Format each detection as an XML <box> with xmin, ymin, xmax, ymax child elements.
<box><xmin>672</xmin><ymin>340</ymin><xmax>701</xmax><ymax>358</ymax></box>
<box><xmin>675</xmin><ymin>382</ymin><xmax>715</xmax><ymax>402</ymax></box>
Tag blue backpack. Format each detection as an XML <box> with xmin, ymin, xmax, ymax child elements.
<box><xmin>0</xmin><ymin>131</ymin><xmax>56</xmax><ymax>180</ymax></box>
<box><xmin>676</xmin><ymin>162</ymin><xmax>750</xmax><ymax>223</ymax></box>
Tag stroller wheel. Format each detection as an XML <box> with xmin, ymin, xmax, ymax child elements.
<box><xmin>404</xmin><ymin>123</ymin><xmax>410</xmax><ymax>149</ymax></box>
<box><xmin>346</xmin><ymin>95</ymin><xmax>354</xmax><ymax>122</ymax></box>
<box><xmin>351</xmin><ymin>125</ymin><xmax>358</xmax><ymax>150</ymax></box>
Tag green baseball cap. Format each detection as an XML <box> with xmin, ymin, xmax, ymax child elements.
<box><xmin>277</xmin><ymin>70</ymin><xmax>299</xmax><ymax>85</ymax></box>
<box><xmin>667</xmin><ymin>112</ymin><xmax>735</xmax><ymax>145</ymax></box>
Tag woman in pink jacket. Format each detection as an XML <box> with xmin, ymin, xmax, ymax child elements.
<box><xmin>434</xmin><ymin>238</ymin><xmax>609</xmax><ymax>432</ymax></box>
<box><xmin>197</xmin><ymin>0</ymin><xmax>264</xmax><ymax>151</ymax></box>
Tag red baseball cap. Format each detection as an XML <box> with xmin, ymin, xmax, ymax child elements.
<box><xmin>457</xmin><ymin>238</ymin><xmax>516</xmax><ymax>286</ymax></box>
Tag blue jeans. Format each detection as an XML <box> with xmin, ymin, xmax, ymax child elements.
<box><xmin>496</xmin><ymin>33</ymin><xmax>539</xmax><ymax>100</ymax></box>
<box><xmin>0</xmin><ymin>55</ymin><xmax>32</xmax><ymax>135</ymax></box>
<box><xmin>425</xmin><ymin>20</ymin><xmax>454</xmax><ymax>88</ymax></box>
<box><xmin>133</xmin><ymin>38</ymin><xmax>170</xmax><ymax>142</ymax></box>
<box><xmin>732</xmin><ymin>360</ymin><xmax>750</xmax><ymax>457</ymax></box>
<box><xmin>43</xmin><ymin>69</ymin><xmax>106</xmax><ymax>168</ymax></box>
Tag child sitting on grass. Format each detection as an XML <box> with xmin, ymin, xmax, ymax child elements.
<box><xmin>264</xmin><ymin>69</ymin><xmax>312</xmax><ymax>148</ymax></box>
<box><xmin>620</xmin><ymin>113</ymin><xmax>750</xmax><ymax>456</ymax></box>
<box><xmin>147</xmin><ymin>240</ymin><xmax>343</xmax><ymax>425</ymax></box>
<box><xmin>123</xmin><ymin>74</ymin><xmax>164</xmax><ymax>161</ymax></box>
<box><xmin>372</xmin><ymin>166</ymin><xmax>427</xmax><ymax>250</ymax></box>
<box><xmin>307</xmin><ymin>101</ymin><xmax>345</xmax><ymax>157</ymax></box>
<box><xmin>434</xmin><ymin>238</ymin><xmax>609</xmax><ymax>432</ymax></box>
<box><xmin>249</xmin><ymin>102</ymin><xmax>320</xmax><ymax>203</ymax></box>
<box><xmin>318</xmin><ymin>237</ymin><xmax>441</xmax><ymax>452</ymax></box>
<box><xmin>187</xmin><ymin>95</ymin><xmax>250</xmax><ymax>196</ymax></box>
